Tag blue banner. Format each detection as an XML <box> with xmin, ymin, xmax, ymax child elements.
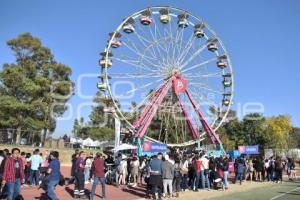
<box><xmin>227</xmin><ymin>150</ymin><xmax>241</xmax><ymax>158</ymax></box>
<box><xmin>143</xmin><ymin>142</ymin><xmax>167</xmax><ymax>153</ymax></box>
<box><xmin>238</xmin><ymin>145</ymin><xmax>259</xmax><ymax>154</ymax></box>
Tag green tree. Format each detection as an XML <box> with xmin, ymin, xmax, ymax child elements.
<box><xmin>0</xmin><ymin>33</ymin><xmax>73</xmax><ymax>144</ymax></box>
<box><xmin>72</xmin><ymin>119</ymin><xmax>80</xmax><ymax>137</ymax></box>
<box><xmin>223</xmin><ymin>118</ymin><xmax>245</xmax><ymax>148</ymax></box>
<box><xmin>265</xmin><ymin>115</ymin><xmax>293</xmax><ymax>149</ymax></box>
<box><xmin>289</xmin><ymin>127</ymin><xmax>300</xmax><ymax>148</ymax></box>
<box><xmin>242</xmin><ymin>113</ymin><xmax>267</xmax><ymax>147</ymax></box>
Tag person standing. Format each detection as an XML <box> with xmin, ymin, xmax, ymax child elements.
<box><xmin>235</xmin><ymin>157</ymin><xmax>245</xmax><ymax>185</ymax></box>
<box><xmin>149</xmin><ymin>153</ymin><xmax>163</xmax><ymax>200</ymax></box>
<box><xmin>114</xmin><ymin>154</ymin><xmax>121</xmax><ymax>187</ymax></box>
<box><xmin>0</xmin><ymin>150</ymin><xmax>6</xmax><ymax>195</ymax></box>
<box><xmin>2</xmin><ymin>148</ymin><xmax>25</xmax><ymax>200</ymax></box>
<box><xmin>289</xmin><ymin>159</ymin><xmax>297</xmax><ymax>181</ymax></box>
<box><xmin>84</xmin><ymin>153</ymin><xmax>93</xmax><ymax>184</ymax></box>
<box><xmin>130</xmin><ymin>156</ymin><xmax>139</xmax><ymax>187</ymax></box>
<box><xmin>47</xmin><ymin>151</ymin><xmax>60</xmax><ymax>200</ymax></box>
<box><xmin>138</xmin><ymin>157</ymin><xmax>147</xmax><ymax>185</ymax></box>
<box><xmin>70</xmin><ymin>149</ymin><xmax>79</xmax><ymax>184</ymax></box>
<box><xmin>180</xmin><ymin>155</ymin><xmax>189</xmax><ymax>191</ymax></box>
<box><xmin>193</xmin><ymin>155</ymin><xmax>201</xmax><ymax>191</ymax></box>
<box><xmin>274</xmin><ymin>157</ymin><xmax>283</xmax><ymax>183</ymax></box>
<box><xmin>90</xmin><ymin>153</ymin><xmax>106</xmax><ymax>200</ymax></box>
<box><xmin>222</xmin><ymin>156</ymin><xmax>229</xmax><ymax>190</ymax></box>
<box><xmin>246</xmin><ymin>159</ymin><xmax>254</xmax><ymax>182</ymax></box>
<box><xmin>269</xmin><ymin>157</ymin><xmax>275</xmax><ymax>181</ymax></box>
<box><xmin>118</xmin><ymin>155</ymin><xmax>127</xmax><ymax>186</ymax></box>
<box><xmin>255</xmin><ymin>158</ymin><xmax>263</xmax><ymax>182</ymax></box>
<box><xmin>28</xmin><ymin>149</ymin><xmax>43</xmax><ymax>186</ymax></box>
<box><xmin>173</xmin><ymin>158</ymin><xmax>182</xmax><ymax>198</ymax></box>
<box><xmin>162</xmin><ymin>155</ymin><xmax>174</xmax><ymax>198</ymax></box>
<box><xmin>200</xmin><ymin>154</ymin><xmax>210</xmax><ymax>190</ymax></box>
<box><xmin>74</xmin><ymin>151</ymin><xmax>86</xmax><ymax>198</ymax></box>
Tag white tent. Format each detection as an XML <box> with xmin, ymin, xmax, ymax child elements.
<box><xmin>91</xmin><ymin>140</ymin><xmax>101</xmax><ymax>147</ymax></box>
<box><xmin>112</xmin><ymin>143</ymin><xmax>137</xmax><ymax>152</ymax></box>
<box><xmin>70</xmin><ymin>137</ymin><xmax>83</xmax><ymax>144</ymax></box>
<box><xmin>82</xmin><ymin>137</ymin><xmax>93</xmax><ymax>147</ymax></box>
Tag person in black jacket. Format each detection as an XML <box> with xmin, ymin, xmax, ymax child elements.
<box><xmin>255</xmin><ymin>157</ymin><xmax>264</xmax><ymax>182</ymax></box>
<box><xmin>274</xmin><ymin>157</ymin><xmax>283</xmax><ymax>183</ymax></box>
<box><xmin>70</xmin><ymin>149</ymin><xmax>79</xmax><ymax>184</ymax></box>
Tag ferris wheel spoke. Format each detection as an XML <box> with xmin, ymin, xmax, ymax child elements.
<box><xmin>113</xmin><ymin>56</ymin><xmax>156</xmax><ymax>72</ymax></box>
<box><xmin>109</xmin><ymin>72</ymin><xmax>162</xmax><ymax>79</ymax></box>
<box><xmin>143</xmin><ymin>20</ymin><xmax>167</xmax><ymax>58</ymax></box>
<box><xmin>154</xmin><ymin>20</ymin><xmax>175</xmax><ymax>68</ymax></box>
<box><xmin>159</xmin><ymin>18</ymin><xmax>174</xmax><ymax>67</ymax></box>
<box><xmin>176</xmin><ymin>27</ymin><xmax>186</xmax><ymax>61</ymax></box>
<box><xmin>191</xmin><ymin>88</ymin><xmax>220</xmax><ymax>108</ymax></box>
<box><xmin>117</xmin><ymin>76</ymin><xmax>165</xmax><ymax>98</ymax></box>
<box><xmin>122</xmin><ymin>40</ymin><xmax>158</xmax><ymax>61</ymax></box>
<box><xmin>179</xmin><ymin>42</ymin><xmax>209</xmax><ymax>70</ymax></box>
<box><xmin>135</xmin><ymin>26</ymin><xmax>158</xmax><ymax>58</ymax></box>
<box><xmin>135</xmin><ymin>36</ymin><xmax>156</xmax><ymax>59</ymax></box>
<box><xmin>189</xmin><ymin>83</ymin><xmax>223</xmax><ymax>94</ymax></box>
<box><xmin>140</xmin><ymin>58</ymin><xmax>166</xmax><ymax>72</ymax></box>
<box><xmin>177</xmin><ymin>34</ymin><xmax>197</xmax><ymax>64</ymax></box>
<box><xmin>184</xmin><ymin>72</ymin><xmax>223</xmax><ymax>78</ymax></box>
<box><xmin>189</xmin><ymin>88</ymin><xmax>221</xmax><ymax>122</ymax></box>
<box><xmin>173</xmin><ymin>23</ymin><xmax>186</xmax><ymax>63</ymax></box>
<box><xmin>148</xmin><ymin>25</ymin><xmax>171</xmax><ymax>61</ymax></box>
<box><xmin>129</xmin><ymin>82</ymin><xmax>166</xmax><ymax>114</ymax></box>
<box><xmin>181</xmin><ymin>57</ymin><xmax>217</xmax><ymax>73</ymax></box>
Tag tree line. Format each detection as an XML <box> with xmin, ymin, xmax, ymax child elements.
<box><xmin>217</xmin><ymin>112</ymin><xmax>300</xmax><ymax>151</ymax></box>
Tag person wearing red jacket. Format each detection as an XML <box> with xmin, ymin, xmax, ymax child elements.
<box><xmin>2</xmin><ymin>148</ymin><xmax>25</xmax><ymax>200</ymax></box>
<box><xmin>90</xmin><ymin>152</ymin><xmax>106</xmax><ymax>200</ymax></box>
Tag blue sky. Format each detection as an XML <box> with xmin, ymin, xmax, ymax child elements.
<box><xmin>0</xmin><ymin>0</ymin><xmax>299</xmax><ymax>137</ymax></box>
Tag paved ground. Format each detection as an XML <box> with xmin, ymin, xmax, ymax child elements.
<box><xmin>1</xmin><ymin>166</ymin><xmax>299</xmax><ymax>200</ymax></box>
<box><xmin>18</xmin><ymin>166</ymin><xmax>145</xmax><ymax>200</ymax></box>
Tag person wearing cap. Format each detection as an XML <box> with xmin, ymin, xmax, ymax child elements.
<box><xmin>90</xmin><ymin>153</ymin><xmax>106</xmax><ymax>200</ymax></box>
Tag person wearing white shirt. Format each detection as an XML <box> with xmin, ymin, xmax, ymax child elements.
<box><xmin>200</xmin><ymin>153</ymin><xmax>210</xmax><ymax>190</ymax></box>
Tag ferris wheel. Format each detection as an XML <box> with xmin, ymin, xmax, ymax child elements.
<box><xmin>97</xmin><ymin>6</ymin><xmax>234</xmax><ymax>149</ymax></box>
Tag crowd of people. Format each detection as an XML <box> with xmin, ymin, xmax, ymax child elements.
<box><xmin>0</xmin><ymin>147</ymin><xmax>298</xmax><ymax>200</ymax></box>
<box><xmin>0</xmin><ymin>148</ymin><xmax>61</xmax><ymax>200</ymax></box>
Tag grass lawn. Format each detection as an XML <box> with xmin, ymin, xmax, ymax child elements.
<box><xmin>174</xmin><ymin>180</ymin><xmax>300</xmax><ymax>200</ymax></box>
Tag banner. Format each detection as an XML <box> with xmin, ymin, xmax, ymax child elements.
<box><xmin>238</xmin><ymin>145</ymin><xmax>259</xmax><ymax>154</ymax></box>
<box><xmin>173</xmin><ymin>78</ymin><xmax>187</xmax><ymax>94</ymax></box>
<box><xmin>114</xmin><ymin>117</ymin><xmax>121</xmax><ymax>149</ymax></box>
<box><xmin>143</xmin><ymin>141</ymin><xmax>167</xmax><ymax>153</ymax></box>
<box><xmin>227</xmin><ymin>150</ymin><xmax>241</xmax><ymax>158</ymax></box>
